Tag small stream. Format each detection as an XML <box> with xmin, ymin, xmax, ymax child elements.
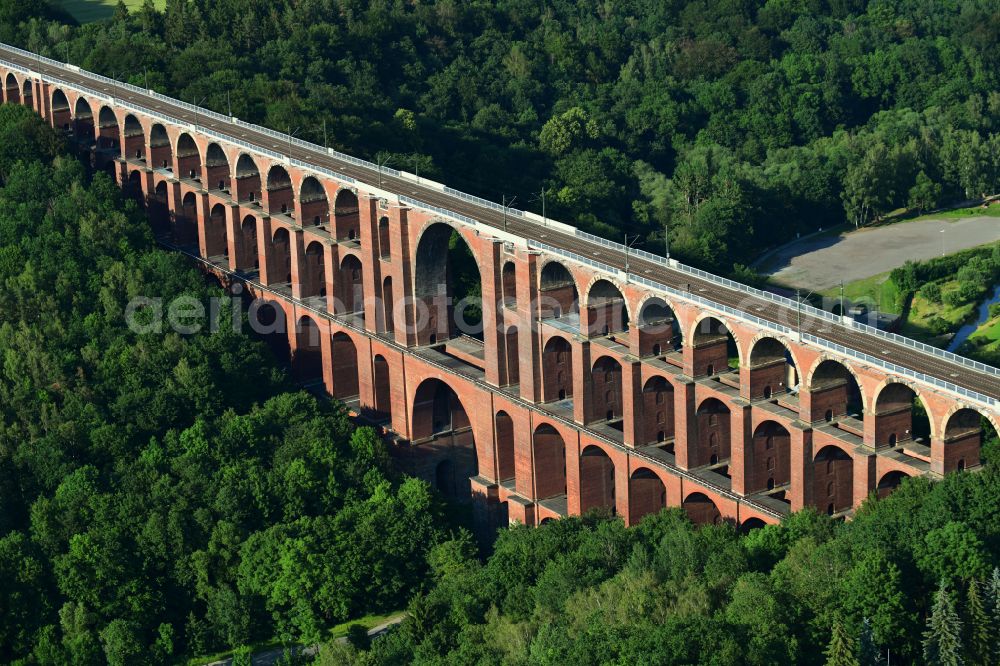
<box><xmin>947</xmin><ymin>284</ymin><xmax>1000</xmax><ymax>352</ymax></box>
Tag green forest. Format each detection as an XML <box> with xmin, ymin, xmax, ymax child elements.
<box><xmin>0</xmin><ymin>105</ymin><xmax>456</xmax><ymax>664</ymax></box>
<box><xmin>9</xmin><ymin>0</ymin><xmax>1000</xmax><ymax>273</ymax></box>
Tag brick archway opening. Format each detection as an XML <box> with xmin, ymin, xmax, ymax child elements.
<box><xmin>503</xmin><ymin>325</ymin><xmax>519</xmax><ymax>386</ymax></box>
<box><xmin>238</xmin><ymin>215</ymin><xmax>259</xmax><ymax>271</ymax></box>
<box><xmin>293</xmin><ymin>315</ymin><xmax>323</xmax><ymax>383</ymax></box>
<box><xmin>539</xmin><ymin>261</ymin><xmax>579</xmax><ymax>321</ymax></box>
<box><xmin>302</xmin><ymin>241</ymin><xmax>326</xmax><ymax>299</ymax></box>
<box><xmin>334</xmin><ymin>189</ymin><xmax>360</xmax><ymax>242</ymax></box>
<box><xmin>874</xmin><ymin>383</ymin><xmax>930</xmax><ymax>450</ymax></box>
<box><xmin>249</xmin><ymin>300</ymin><xmax>289</xmax><ymax>364</ymax></box>
<box><xmin>378</xmin><ymin>216</ymin><xmax>391</xmax><ymax>258</ymax></box>
<box><xmin>337</xmin><ymin>255</ymin><xmax>363</xmax><ymax>315</ymax></box>
<box><xmin>814</xmin><ymin>445</ymin><xmax>853</xmax><ymax>516</ymax></box>
<box><xmin>586</xmin><ymin>279</ymin><xmax>628</xmax><ymax>338</ymax></box>
<box><xmin>414</xmin><ymin>222</ymin><xmax>482</xmax><ymax>344</ymax></box>
<box><xmin>148</xmin><ymin>181</ymin><xmax>168</xmax><ymax>236</ymax></box>
<box><xmin>683</xmin><ymin>491</ymin><xmax>722</xmax><ymax>525</ymax></box>
<box><xmin>495</xmin><ymin>411</ymin><xmax>515</xmax><ymax>482</ymax></box>
<box><xmin>638</xmin><ymin>297</ymin><xmax>681</xmax><ymax>358</ymax></box>
<box><xmin>695</xmin><ymin>397</ymin><xmax>731</xmax><ymax>472</ymax></box>
<box><xmin>876</xmin><ymin>470</ymin><xmax>910</xmax><ymax>499</ymax></box>
<box><xmin>50</xmin><ymin>88</ymin><xmax>71</xmax><ymax>131</ymax></box>
<box><xmin>150</xmin><ymin>123</ymin><xmax>172</xmax><ymax>170</ymax></box>
<box><xmin>501</xmin><ymin>261</ymin><xmax>517</xmax><ymax>309</ymax></box>
<box><xmin>642</xmin><ymin>376</ymin><xmax>674</xmax><ymax>449</ymax></box>
<box><xmin>691</xmin><ymin>316</ymin><xmax>738</xmax><ymax>378</ymax></box>
<box><xmin>381</xmin><ymin>276</ymin><xmax>394</xmax><ymax>334</ymax></box>
<box><xmin>235</xmin><ymin>154</ymin><xmax>261</xmax><ymax>203</ymax></box>
<box><xmin>206</xmin><ymin>204</ymin><xmax>229</xmax><ymax>259</ymax></box>
<box><xmin>748</xmin><ymin>337</ymin><xmax>799</xmax><ymax>400</ymax></box>
<box><xmin>749</xmin><ymin>420</ymin><xmax>791</xmax><ymax>499</ymax></box>
<box><xmin>739</xmin><ymin>517</ymin><xmax>767</xmax><ymax>534</ymax></box>
<box><xmin>126</xmin><ymin>170</ymin><xmax>144</xmax><ymax>209</ymax></box>
<box><xmin>300</xmin><ymin>176</ymin><xmax>328</xmax><ymax>227</ymax></box>
<box><xmin>98</xmin><ymin>107</ymin><xmax>121</xmax><ymax>158</ymax></box>
<box><xmin>628</xmin><ymin>467</ymin><xmax>665</xmax><ymax>524</ymax></box>
<box><xmin>532</xmin><ymin>424</ymin><xmax>566</xmax><ymax>501</ymax></box>
<box><xmin>331</xmin><ymin>332</ymin><xmax>359</xmax><ymax>402</ymax></box>
<box><xmin>589</xmin><ymin>355</ymin><xmax>623</xmax><ymax>428</ymax></box>
<box><xmin>205</xmin><ymin>143</ymin><xmax>230</xmax><ymax>193</ymax></box>
<box><xmin>808</xmin><ymin>359</ymin><xmax>864</xmax><ymax>425</ymax></box>
<box><xmin>580</xmin><ymin>445</ymin><xmax>616</xmax><ymax>515</ymax></box>
<box><xmin>73</xmin><ymin>97</ymin><xmax>94</xmax><ymax>148</ymax></box>
<box><xmin>176</xmin><ymin>133</ymin><xmax>201</xmax><ymax>181</ymax></box>
<box><xmin>541</xmin><ymin>336</ymin><xmax>573</xmax><ymax>403</ymax></box>
<box><xmin>943</xmin><ymin>408</ymin><xmax>993</xmax><ymax>472</ymax></box>
<box><xmin>4</xmin><ymin>73</ymin><xmax>19</xmax><ymax>104</ymax></box>
<box><xmin>268</xmin><ymin>227</ymin><xmax>291</xmax><ymax>284</ymax></box>
<box><xmin>371</xmin><ymin>354</ymin><xmax>391</xmax><ymax>422</ymax></box>
<box><xmin>20</xmin><ymin>78</ymin><xmax>32</xmax><ymax>106</ymax></box>
<box><xmin>266</xmin><ymin>165</ymin><xmax>293</xmax><ymax>217</ymax></box>
<box><xmin>411</xmin><ymin>378</ymin><xmax>477</xmax><ymax>501</ymax></box>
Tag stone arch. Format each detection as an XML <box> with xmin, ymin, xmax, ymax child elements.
<box><xmin>585</xmin><ymin>278</ymin><xmax>629</xmax><ymax>336</ymax></box>
<box><xmin>637</xmin><ymin>296</ymin><xmax>682</xmax><ymax>357</ymax></box>
<box><xmin>121</xmin><ymin>112</ymin><xmax>144</xmax><ymax>159</ymax></box>
<box><xmin>378</xmin><ymin>216</ymin><xmax>391</xmax><ymax>259</ymax></box>
<box><xmin>4</xmin><ymin>73</ymin><xmax>19</xmax><ymax>104</ymax></box>
<box><xmin>413</xmin><ymin>221</ymin><xmax>482</xmax><ymax>344</ymax></box>
<box><xmin>149</xmin><ymin>181</ymin><xmax>168</xmax><ymax>235</ymax></box>
<box><xmin>503</xmin><ymin>325</ymin><xmax>520</xmax><ymax>386</ymax></box>
<box><xmin>20</xmin><ymin>78</ymin><xmax>32</xmax><ymax>105</ymax></box>
<box><xmin>533</xmin><ymin>424</ymin><xmax>567</xmax><ymax>500</ymax></box>
<box><xmin>747</xmin><ymin>335</ymin><xmax>800</xmax><ymax>400</ymax></box>
<box><xmin>749</xmin><ymin>421</ymin><xmax>791</xmax><ymax>494</ymax></box>
<box><xmin>176</xmin><ymin>132</ymin><xmax>202</xmax><ymax>180</ymax></box>
<box><xmin>876</xmin><ymin>470</ymin><xmax>910</xmax><ymax>499</ymax></box>
<box><xmin>126</xmin><ymin>170</ymin><xmax>144</xmax><ymax>207</ymax></box>
<box><xmin>371</xmin><ymin>354</ymin><xmax>391</xmax><ymax>421</ymax></box>
<box><xmin>269</xmin><ymin>227</ymin><xmax>292</xmax><ymax>284</ymax></box>
<box><xmin>806</xmin><ymin>358</ymin><xmax>865</xmax><ymax>423</ymax></box>
<box><xmin>695</xmin><ymin>397</ymin><xmax>731</xmax><ymax>468</ymax></box>
<box><xmin>249</xmin><ymin>300</ymin><xmax>289</xmax><ymax>363</ymax></box>
<box><xmin>642</xmin><ymin>375</ymin><xmax>675</xmax><ymax>446</ymax></box>
<box><xmin>266</xmin><ymin>165</ymin><xmax>294</xmax><ymax>216</ymax></box>
<box><xmin>539</xmin><ymin>259</ymin><xmax>580</xmax><ymax>320</ymax></box>
<box><xmin>205</xmin><ymin>143</ymin><xmax>231</xmax><ymax>192</ymax></box>
<box><xmin>495</xmin><ymin>411</ymin><xmax>515</xmax><ymax>482</ymax></box>
<box><xmin>590</xmin><ymin>355</ymin><xmax>623</xmax><ymax>426</ymax></box>
<box><xmin>580</xmin><ymin>445</ymin><xmax>616</xmax><ymax>514</ymax></box>
<box><xmin>542</xmin><ymin>336</ymin><xmax>573</xmax><ymax>402</ymax></box>
<box><xmin>238</xmin><ymin>215</ymin><xmax>259</xmax><ymax>270</ymax></box>
<box><xmin>97</xmin><ymin>107</ymin><xmax>121</xmax><ymax>156</ymax></box>
<box><xmin>300</xmin><ymin>176</ymin><xmax>329</xmax><ymax>227</ymax></box>
<box><xmin>293</xmin><ymin>315</ymin><xmax>324</xmax><ymax>383</ymax></box>
<box><xmin>872</xmin><ymin>381</ymin><xmax>932</xmax><ymax>448</ymax></box>
<box><xmin>176</xmin><ymin>191</ymin><xmax>198</xmax><ymax>246</ymax></box>
<box><xmin>73</xmin><ymin>97</ymin><xmax>94</xmax><ymax>145</ymax></box>
<box><xmin>150</xmin><ymin>123</ymin><xmax>172</xmax><ymax>169</ymax></box>
<box><xmin>50</xmin><ymin>88</ymin><xmax>71</xmax><ymax>130</ymax></box>
<box><xmin>411</xmin><ymin>378</ymin><xmax>477</xmax><ymax>499</ymax></box>
<box><xmin>338</xmin><ymin>254</ymin><xmax>364</xmax><ymax>315</ymax></box>
<box><xmin>334</xmin><ymin>188</ymin><xmax>360</xmax><ymax>241</ymax></box>
<box><xmin>683</xmin><ymin>491</ymin><xmax>722</xmax><ymax>525</ymax></box>
<box><xmin>813</xmin><ymin>445</ymin><xmax>853</xmax><ymax>515</ymax></box>
<box><xmin>628</xmin><ymin>467</ymin><xmax>666</xmax><ymax>523</ymax></box>
<box><xmin>331</xmin><ymin>331</ymin><xmax>360</xmax><ymax>401</ymax></box>
<box><xmin>302</xmin><ymin>241</ymin><xmax>326</xmax><ymax>299</ymax></box>
<box><xmin>941</xmin><ymin>407</ymin><xmax>994</xmax><ymax>472</ymax></box>
<box><xmin>501</xmin><ymin>261</ymin><xmax>517</xmax><ymax>309</ymax></box>
<box><xmin>689</xmin><ymin>314</ymin><xmax>740</xmax><ymax>377</ymax></box>
<box><xmin>205</xmin><ymin>203</ymin><xmax>228</xmax><ymax>259</ymax></box>
<box><xmin>235</xmin><ymin>153</ymin><xmax>261</xmax><ymax>203</ymax></box>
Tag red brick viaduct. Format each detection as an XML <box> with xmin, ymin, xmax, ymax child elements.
<box><xmin>4</xmin><ymin>56</ymin><xmax>999</xmax><ymax>533</ymax></box>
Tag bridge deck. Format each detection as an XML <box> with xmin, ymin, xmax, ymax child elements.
<box><xmin>5</xmin><ymin>46</ymin><xmax>998</xmax><ymax>406</ymax></box>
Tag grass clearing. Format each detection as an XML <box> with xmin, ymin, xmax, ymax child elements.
<box><xmin>894</xmin><ymin>202</ymin><xmax>1000</xmax><ymax>225</ymax></box>
<box><xmin>902</xmin><ymin>281</ymin><xmax>976</xmax><ymax>342</ymax></box>
<box><xmin>54</xmin><ymin>0</ymin><xmax>165</xmax><ymax>24</ymax></box>
<box><xmin>818</xmin><ymin>271</ymin><xmax>903</xmax><ymax>312</ymax></box>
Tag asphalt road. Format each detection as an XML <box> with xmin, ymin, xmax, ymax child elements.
<box><xmin>8</xmin><ymin>47</ymin><xmax>998</xmax><ymax>404</ymax></box>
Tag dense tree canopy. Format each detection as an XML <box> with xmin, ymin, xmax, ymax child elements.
<box><xmin>14</xmin><ymin>0</ymin><xmax>1000</xmax><ymax>272</ymax></box>
<box><xmin>0</xmin><ymin>104</ymin><xmax>453</xmax><ymax>664</ymax></box>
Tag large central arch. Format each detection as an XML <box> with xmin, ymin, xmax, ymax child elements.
<box><xmin>413</xmin><ymin>222</ymin><xmax>482</xmax><ymax>344</ymax></box>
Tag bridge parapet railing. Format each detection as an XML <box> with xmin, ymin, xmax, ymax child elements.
<box><xmin>400</xmin><ymin>195</ymin><xmax>481</xmax><ymax>228</ymax></box>
<box><xmin>4</xmin><ymin>44</ymin><xmax>997</xmax><ymax>392</ymax></box>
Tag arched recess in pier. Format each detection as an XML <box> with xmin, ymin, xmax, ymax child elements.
<box><xmin>683</xmin><ymin>491</ymin><xmax>722</xmax><ymax>525</ymax></box>
<box><xmin>813</xmin><ymin>445</ymin><xmax>853</xmax><ymax>516</ymax></box>
<box><xmin>586</xmin><ymin>279</ymin><xmax>629</xmax><ymax>337</ymax></box>
<box><xmin>806</xmin><ymin>359</ymin><xmax>864</xmax><ymax>424</ymax></box>
<box><xmin>73</xmin><ymin>97</ymin><xmax>94</xmax><ymax>144</ymax></box>
<box><xmin>300</xmin><ymin>176</ymin><xmax>329</xmax><ymax>227</ymax></box>
<box><xmin>873</xmin><ymin>382</ymin><xmax>931</xmax><ymax>449</ymax></box>
<box><xmin>694</xmin><ymin>397</ymin><xmax>731</xmax><ymax>468</ymax></box>
<box><xmin>628</xmin><ymin>467</ymin><xmax>666</xmax><ymax>523</ymax></box>
<box><xmin>747</xmin><ymin>336</ymin><xmax>800</xmax><ymax>400</ymax></box>
<box><xmin>205</xmin><ymin>143</ymin><xmax>231</xmax><ymax>192</ymax></box>
<box><xmin>266</xmin><ymin>164</ymin><xmax>294</xmax><ymax>216</ymax></box>
<box><xmin>205</xmin><ymin>204</ymin><xmax>229</xmax><ymax>259</ymax></box>
<box><xmin>641</xmin><ymin>375</ymin><xmax>674</xmax><ymax>447</ymax></box>
<box><xmin>941</xmin><ymin>407</ymin><xmax>996</xmax><ymax>472</ymax></box>
<box><xmin>637</xmin><ymin>296</ymin><xmax>681</xmax><ymax>357</ymax></box>
<box><xmin>541</xmin><ymin>336</ymin><xmax>573</xmax><ymax>402</ymax></box>
<box><xmin>748</xmin><ymin>420</ymin><xmax>791</xmax><ymax>494</ymax></box>
<box><xmin>579</xmin><ymin>445</ymin><xmax>616</xmax><ymax>514</ymax></box>
<box><xmin>690</xmin><ymin>315</ymin><xmax>739</xmax><ymax>378</ymax></box>
<box><xmin>539</xmin><ymin>260</ymin><xmax>579</xmax><ymax>320</ymax></box>
<box><xmin>532</xmin><ymin>424</ymin><xmax>567</xmax><ymax>500</ymax></box>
